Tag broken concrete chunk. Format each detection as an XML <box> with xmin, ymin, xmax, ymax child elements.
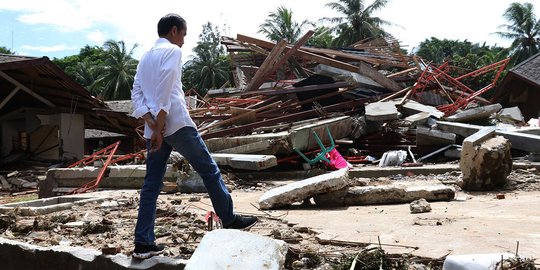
<box><xmin>498</xmin><ymin>106</ymin><xmax>524</xmax><ymax>123</ymax></box>
<box><xmin>259</xmin><ymin>169</ymin><xmax>349</xmax><ymax>210</ymax></box>
<box><xmin>379</xmin><ymin>150</ymin><xmax>407</xmax><ymax>167</ymax></box>
<box><xmin>410</xmin><ymin>198</ymin><xmax>432</xmax><ymax>213</ymax></box>
<box><xmin>185</xmin><ymin>230</ymin><xmax>288</xmax><ymax>270</ymax></box>
<box><xmin>416</xmin><ymin>127</ymin><xmax>456</xmax><ymax>146</ymax></box>
<box><xmin>365</xmin><ymin>102</ymin><xmax>399</xmax><ymax>121</ymax></box>
<box><xmin>460</xmin><ymin>135</ymin><xmax>512</xmax><ymax>191</ymax></box>
<box><xmin>445</xmin><ymin>103</ymin><xmax>502</xmax><ymax>123</ymax></box>
<box><xmin>404</xmin><ymin>112</ymin><xmax>431</xmax><ymax>127</ymax></box>
<box><xmin>400</xmin><ymin>100</ymin><xmax>445</xmax><ymax>119</ymax></box>
<box><xmin>443</xmin><ymin>253</ymin><xmax>516</xmax><ymax>270</ymax></box>
<box><xmin>314</xmin><ymin>182</ymin><xmax>455</xmax><ymax>207</ymax></box>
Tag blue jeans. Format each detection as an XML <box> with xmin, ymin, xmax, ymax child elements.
<box><xmin>134</xmin><ymin>126</ymin><xmax>235</xmax><ymax>245</ymax></box>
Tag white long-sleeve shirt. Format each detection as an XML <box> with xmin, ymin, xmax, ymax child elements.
<box><xmin>131</xmin><ymin>38</ymin><xmax>196</xmax><ymax>139</ymax></box>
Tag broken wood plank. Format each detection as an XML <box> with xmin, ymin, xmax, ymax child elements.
<box><xmin>245</xmin><ymin>39</ymin><xmax>288</xmax><ymax>91</ymax></box>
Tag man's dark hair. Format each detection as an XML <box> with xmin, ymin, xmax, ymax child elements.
<box><xmin>157</xmin><ymin>13</ymin><xmax>186</xmax><ymax>36</ymax></box>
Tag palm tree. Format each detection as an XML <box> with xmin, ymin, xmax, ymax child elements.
<box><xmin>496</xmin><ymin>2</ymin><xmax>540</xmax><ymax>65</ymax></box>
<box><xmin>324</xmin><ymin>0</ymin><xmax>392</xmax><ymax>47</ymax></box>
<box><xmin>73</xmin><ymin>61</ymin><xmax>103</xmax><ymax>96</ymax></box>
<box><xmin>99</xmin><ymin>40</ymin><xmax>138</xmax><ymax>100</ymax></box>
<box><xmin>258</xmin><ymin>6</ymin><xmax>312</xmax><ymax>43</ymax></box>
<box><xmin>183</xmin><ymin>55</ymin><xmax>231</xmax><ymax>94</ymax></box>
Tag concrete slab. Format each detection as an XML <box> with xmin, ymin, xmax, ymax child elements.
<box><xmin>108</xmin><ymin>165</ymin><xmax>177</xmax><ymax>179</ymax></box>
<box><xmin>313</xmin><ymin>181</ymin><xmax>455</xmax><ymax>206</ymax></box>
<box><xmin>437</xmin><ymin>121</ymin><xmax>540</xmax><ymax>153</ymax></box>
<box><xmin>445</xmin><ymin>104</ymin><xmax>502</xmax><ymax>122</ymax></box>
<box><xmin>185</xmin><ymin>230</ymin><xmax>287</xmax><ymax>270</ymax></box>
<box><xmin>365</xmin><ymin>102</ymin><xmax>399</xmax><ymax>121</ymax></box>
<box><xmin>404</xmin><ymin>112</ymin><xmax>431</xmax><ymax>127</ymax></box>
<box><xmin>0</xmin><ymin>237</ymin><xmax>187</xmax><ymax>270</ymax></box>
<box><xmin>206</xmin><ymin>132</ymin><xmax>290</xmax><ymax>155</ymax></box>
<box><xmin>50</xmin><ymin>167</ymin><xmax>101</xmax><ymax>179</ymax></box>
<box><xmin>290</xmin><ymin>116</ymin><xmax>352</xmax><ymax>151</ymax></box>
<box><xmin>462</xmin><ymin>127</ymin><xmax>496</xmax><ymax>149</ymax></box>
<box><xmin>259</xmin><ymin>169</ymin><xmax>349</xmax><ymax>210</ymax></box>
<box><xmin>400</xmin><ymin>100</ymin><xmax>445</xmax><ymax>118</ymax></box>
<box><xmin>349</xmin><ymin>164</ymin><xmax>460</xmax><ymax>178</ymax></box>
<box><xmin>0</xmin><ymin>195</ymin><xmax>104</xmax><ymax>216</ymax></box>
<box><xmin>416</xmin><ymin>127</ymin><xmax>456</xmax><ymax>146</ymax></box>
<box><xmin>215</xmin><ymin>140</ymin><xmax>273</xmax><ymax>154</ymax></box>
<box><xmin>211</xmin><ymin>153</ymin><xmax>277</xmax><ymax>171</ymax></box>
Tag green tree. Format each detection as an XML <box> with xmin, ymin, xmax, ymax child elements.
<box><xmin>258</xmin><ymin>6</ymin><xmax>312</xmax><ymax>43</ymax></box>
<box><xmin>98</xmin><ymin>40</ymin><xmax>138</xmax><ymax>100</ymax></box>
<box><xmin>496</xmin><ymin>2</ymin><xmax>540</xmax><ymax>65</ymax></box>
<box><xmin>183</xmin><ymin>22</ymin><xmax>232</xmax><ymax>95</ymax></box>
<box><xmin>53</xmin><ymin>45</ymin><xmax>105</xmax><ymax>85</ymax></box>
<box><xmin>72</xmin><ymin>61</ymin><xmax>103</xmax><ymax>96</ymax></box>
<box><xmin>0</xmin><ymin>46</ymin><xmax>15</xmax><ymax>54</ymax></box>
<box><xmin>306</xmin><ymin>26</ymin><xmax>335</xmax><ymax>48</ymax></box>
<box><xmin>324</xmin><ymin>0</ymin><xmax>392</xmax><ymax>47</ymax></box>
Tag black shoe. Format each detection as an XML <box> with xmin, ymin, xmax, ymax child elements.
<box><xmin>224</xmin><ymin>215</ymin><xmax>258</xmax><ymax>230</ymax></box>
<box><xmin>132</xmin><ymin>244</ymin><xmax>165</xmax><ymax>260</ymax></box>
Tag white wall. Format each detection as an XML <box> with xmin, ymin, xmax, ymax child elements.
<box><xmin>59</xmin><ymin>113</ymin><xmax>84</xmax><ymax>160</ymax></box>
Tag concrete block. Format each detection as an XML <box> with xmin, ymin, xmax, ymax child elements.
<box><xmin>495</xmin><ymin>130</ymin><xmax>540</xmax><ymax>153</ymax></box>
<box><xmin>314</xmin><ymin>182</ymin><xmax>455</xmax><ymax>207</ymax></box>
<box><xmin>108</xmin><ymin>165</ymin><xmax>177</xmax><ymax>179</ymax></box>
<box><xmin>445</xmin><ymin>104</ymin><xmax>502</xmax><ymax>122</ymax></box>
<box><xmin>404</xmin><ymin>112</ymin><xmax>431</xmax><ymax>127</ymax></box>
<box><xmin>462</xmin><ymin>127</ymin><xmax>496</xmax><ymax>149</ymax></box>
<box><xmin>498</xmin><ymin>106</ymin><xmax>524</xmax><ymax>122</ymax></box>
<box><xmin>460</xmin><ymin>136</ymin><xmax>512</xmax><ymax>191</ymax></box>
<box><xmin>185</xmin><ymin>230</ymin><xmax>287</xmax><ymax>270</ymax></box>
<box><xmin>212</xmin><ymin>153</ymin><xmax>277</xmax><ymax>171</ymax></box>
<box><xmin>365</xmin><ymin>102</ymin><xmax>399</xmax><ymax>121</ymax></box>
<box><xmin>259</xmin><ymin>169</ymin><xmax>349</xmax><ymax>210</ymax></box>
<box><xmin>50</xmin><ymin>167</ymin><xmax>101</xmax><ymax>179</ymax></box>
<box><xmin>0</xmin><ymin>237</ymin><xmax>187</xmax><ymax>270</ymax></box>
<box><xmin>416</xmin><ymin>127</ymin><xmax>456</xmax><ymax>146</ymax></box>
<box><xmin>400</xmin><ymin>100</ymin><xmax>445</xmax><ymax>118</ymax></box>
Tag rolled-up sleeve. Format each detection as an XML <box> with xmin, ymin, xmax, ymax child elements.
<box><xmin>131</xmin><ymin>64</ymin><xmax>149</xmax><ymax>119</ymax></box>
<box><xmin>152</xmin><ymin>48</ymin><xmax>182</xmax><ymax>116</ymax></box>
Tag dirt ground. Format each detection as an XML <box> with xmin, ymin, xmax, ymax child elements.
<box><xmin>0</xmin><ymin>167</ymin><xmax>539</xmax><ymax>269</ymax></box>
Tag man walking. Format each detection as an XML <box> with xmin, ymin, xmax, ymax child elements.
<box><xmin>131</xmin><ymin>13</ymin><xmax>257</xmax><ymax>260</ymax></box>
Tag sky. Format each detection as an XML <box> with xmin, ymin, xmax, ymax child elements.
<box><xmin>0</xmin><ymin>0</ymin><xmax>537</xmax><ymax>61</ymax></box>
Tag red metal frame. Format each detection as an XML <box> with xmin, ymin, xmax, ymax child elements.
<box><xmin>411</xmin><ymin>58</ymin><xmax>510</xmax><ymax>116</ymax></box>
<box><xmin>68</xmin><ymin>141</ymin><xmax>120</xmax><ymax>194</ymax></box>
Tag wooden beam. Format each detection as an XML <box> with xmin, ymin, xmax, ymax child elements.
<box><xmin>358</xmin><ymin>61</ymin><xmax>402</xmax><ymax>92</ymax></box>
<box><xmin>245</xmin><ymin>39</ymin><xmax>288</xmax><ymax>91</ymax></box>
<box><xmin>238</xmin><ymin>34</ymin><xmax>361</xmax><ymax>73</ymax></box>
<box><xmin>0</xmin><ymin>70</ymin><xmax>55</xmax><ymax>108</ymax></box>
<box><xmin>0</xmin><ymin>86</ymin><xmax>21</xmax><ymax>110</ymax></box>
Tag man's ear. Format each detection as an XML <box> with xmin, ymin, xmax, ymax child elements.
<box><xmin>171</xmin><ymin>26</ymin><xmax>178</xmax><ymax>36</ymax></box>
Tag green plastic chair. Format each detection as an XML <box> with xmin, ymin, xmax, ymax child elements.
<box><xmin>294</xmin><ymin>126</ymin><xmax>335</xmax><ymax>165</ymax></box>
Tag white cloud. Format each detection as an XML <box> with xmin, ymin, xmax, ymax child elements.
<box><xmin>1</xmin><ymin>0</ymin><xmax>538</xmax><ymax>59</ymax></box>
<box><xmin>86</xmin><ymin>30</ymin><xmax>106</xmax><ymax>44</ymax></box>
<box><xmin>21</xmin><ymin>44</ymin><xmax>77</xmax><ymax>52</ymax></box>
